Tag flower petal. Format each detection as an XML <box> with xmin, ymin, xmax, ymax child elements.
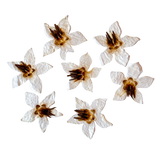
<box><xmin>127</xmin><ymin>62</ymin><xmax>143</xmax><ymax>79</ymax></box>
<box><xmin>82</xmin><ymin>78</ymin><xmax>93</xmax><ymax>92</ymax></box>
<box><xmin>82</xmin><ymin>122</ymin><xmax>95</xmax><ymax>139</ymax></box>
<box><xmin>69</xmin><ymin>31</ymin><xmax>87</xmax><ymax>46</ymax></box>
<box><xmin>35</xmin><ymin>62</ymin><xmax>53</xmax><ymax>75</ymax></box>
<box><xmin>88</xmin><ymin>67</ymin><xmax>101</xmax><ymax>78</ymax></box>
<box><xmin>105</xmin><ymin>18</ymin><xmax>124</xmax><ymax>37</ymax></box>
<box><xmin>75</xmin><ymin>97</ymin><xmax>90</xmax><ymax>109</ymax></box>
<box><xmin>113</xmin><ymin>86</ymin><xmax>127</xmax><ymax>101</ymax></box>
<box><xmin>90</xmin><ymin>33</ymin><xmax>108</xmax><ymax>48</ymax></box>
<box><xmin>79</xmin><ymin>53</ymin><xmax>92</xmax><ymax>70</ymax></box>
<box><xmin>67</xmin><ymin>114</ymin><xmax>84</xmax><ymax>124</ymax></box>
<box><xmin>110</xmin><ymin>71</ymin><xmax>126</xmax><ymax>85</ymax></box>
<box><xmin>61</xmin><ymin>62</ymin><xmax>79</xmax><ymax>74</ymax></box>
<box><xmin>12</xmin><ymin>74</ymin><xmax>28</xmax><ymax>88</ymax></box>
<box><xmin>52</xmin><ymin>109</ymin><xmax>63</xmax><ymax>117</ymax></box>
<box><xmin>100</xmin><ymin>49</ymin><xmax>113</xmax><ymax>65</ymax></box>
<box><xmin>44</xmin><ymin>23</ymin><xmax>55</xmax><ymax>38</ymax></box>
<box><xmin>121</xmin><ymin>36</ymin><xmax>140</xmax><ymax>48</ymax></box>
<box><xmin>133</xmin><ymin>89</ymin><xmax>143</xmax><ymax>104</ymax></box>
<box><xmin>7</xmin><ymin>61</ymin><xmax>22</xmax><ymax>72</ymax></box>
<box><xmin>29</xmin><ymin>75</ymin><xmax>42</xmax><ymax>93</ymax></box>
<box><xmin>68</xmin><ymin>80</ymin><xmax>81</xmax><ymax>90</ymax></box>
<box><xmin>137</xmin><ymin>76</ymin><xmax>154</xmax><ymax>88</ymax></box>
<box><xmin>25</xmin><ymin>92</ymin><xmax>39</xmax><ymax>108</ymax></box>
<box><xmin>21</xmin><ymin>109</ymin><xmax>36</xmax><ymax>122</ymax></box>
<box><xmin>58</xmin><ymin>15</ymin><xmax>71</xmax><ymax>33</ymax></box>
<box><xmin>24</xmin><ymin>48</ymin><xmax>35</xmax><ymax>66</ymax></box>
<box><xmin>35</xmin><ymin>116</ymin><xmax>52</xmax><ymax>136</ymax></box>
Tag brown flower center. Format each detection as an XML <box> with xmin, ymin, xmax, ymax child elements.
<box><xmin>122</xmin><ymin>77</ymin><xmax>138</xmax><ymax>98</ymax></box>
<box><xmin>34</xmin><ymin>104</ymin><xmax>56</xmax><ymax>118</ymax></box>
<box><xmin>49</xmin><ymin>24</ymin><xmax>69</xmax><ymax>46</ymax></box>
<box><xmin>106</xmin><ymin>31</ymin><xmax>123</xmax><ymax>52</ymax></box>
<box><xmin>74</xmin><ymin>109</ymin><xmax>96</xmax><ymax>124</ymax></box>
<box><xmin>15</xmin><ymin>61</ymin><xmax>35</xmax><ymax>77</ymax></box>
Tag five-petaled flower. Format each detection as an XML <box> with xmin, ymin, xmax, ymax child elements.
<box><xmin>67</xmin><ymin>98</ymin><xmax>113</xmax><ymax>139</ymax></box>
<box><xmin>110</xmin><ymin>62</ymin><xmax>154</xmax><ymax>104</ymax></box>
<box><xmin>61</xmin><ymin>53</ymin><xmax>101</xmax><ymax>92</ymax></box>
<box><xmin>21</xmin><ymin>92</ymin><xmax>63</xmax><ymax>132</ymax></box>
<box><xmin>94</xmin><ymin>21</ymin><xmax>140</xmax><ymax>66</ymax></box>
<box><xmin>8</xmin><ymin>48</ymin><xmax>53</xmax><ymax>93</ymax></box>
<box><xmin>43</xmin><ymin>15</ymin><xmax>87</xmax><ymax>60</ymax></box>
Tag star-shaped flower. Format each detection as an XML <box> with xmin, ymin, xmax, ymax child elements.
<box><xmin>43</xmin><ymin>15</ymin><xmax>87</xmax><ymax>60</ymax></box>
<box><xmin>110</xmin><ymin>62</ymin><xmax>154</xmax><ymax>104</ymax></box>
<box><xmin>61</xmin><ymin>53</ymin><xmax>101</xmax><ymax>92</ymax></box>
<box><xmin>21</xmin><ymin>91</ymin><xmax>63</xmax><ymax>132</ymax></box>
<box><xmin>8</xmin><ymin>48</ymin><xmax>53</xmax><ymax>93</ymax></box>
<box><xmin>67</xmin><ymin>98</ymin><xmax>113</xmax><ymax>139</ymax></box>
<box><xmin>94</xmin><ymin>21</ymin><xmax>140</xmax><ymax>66</ymax></box>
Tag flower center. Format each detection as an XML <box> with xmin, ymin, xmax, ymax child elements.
<box><xmin>106</xmin><ymin>31</ymin><xmax>123</xmax><ymax>52</ymax></box>
<box><xmin>122</xmin><ymin>77</ymin><xmax>138</xmax><ymax>98</ymax></box>
<box><xmin>34</xmin><ymin>104</ymin><xmax>56</xmax><ymax>118</ymax></box>
<box><xmin>49</xmin><ymin>24</ymin><xmax>69</xmax><ymax>46</ymax></box>
<box><xmin>15</xmin><ymin>61</ymin><xmax>35</xmax><ymax>77</ymax></box>
<box><xmin>74</xmin><ymin>109</ymin><xmax>96</xmax><ymax>124</ymax></box>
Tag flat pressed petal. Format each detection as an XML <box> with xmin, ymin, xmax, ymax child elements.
<box><xmin>12</xmin><ymin>74</ymin><xmax>28</xmax><ymax>88</ymax></box>
<box><xmin>25</xmin><ymin>92</ymin><xmax>39</xmax><ymax>108</ymax></box>
<box><xmin>82</xmin><ymin>78</ymin><xmax>93</xmax><ymax>92</ymax></box>
<box><xmin>44</xmin><ymin>23</ymin><xmax>55</xmax><ymax>38</ymax></box>
<box><xmin>110</xmin><ymin>71</ymin><xmax>126</xmax><ymax>85</ymax></box>
<box><xmin>7</xmin><ymin>61</ymin><xmax>22</xmax><ymax>72</ymax></box>
<box><xmin>113</xmin><ymin>86</ymin><xmax>127</xmax><ymax>101</ymax></box>
<box><xmin>21</xmin><ymin>109</ymin><xmax>36</xmax><ymax>122</ymax></box>
<box><xmin>121</xmin><ymin>36</ymin><xmax>140</xmax><ymax>48</ymax></box>
<box><xmin>115</xmin><ymin>49</ymin><xmax>130</xmax><ymax>67</ymax></box>
<box><xmin>79</xmin><ymin>53</ymin><xmax>92</xmax><ymax>70</ymax></box>
<box><xmin>24</xmin><ymin>48</ymin><xmax>35</xmax><ymax>66</ymax></box>
<box><xmin>88</xmin><ymin>67</ymin><xmax>101</xmax><ymax>78</ymax></box>
<box><xmin>40</xmin><ymin>92</ymin><xmax>55</xmax><ymax>108</ymax></box>
<box><xmin>58</xmin><ymin>15</ymin><xmax>71</xmax><ymax>33</ymax></box>
<box><xmin>69</xmin><ymin>31</ymin><xmax>87</xmax><ymax>46</ymax></box>
<box><xmin>52</xmin><ymin>109</ymin><xmax>63</xmax><ymax>117</ymax></box>
<box><xmin>90</xmin><ymin>33</ymin><xmax>108</xmax><ymax>48</ymax></box>
<box><xmin>105</xmin><ymin>18</ymin><xmax>124</xmax><ymax>37</ymax></box>
<box><xmin>132</xmin><ymin>89</ymin><xmax>143</xmax><ymax>104</ymax></box>
<box><xmin>35</xmin><ymin>116</ymin><xmax>52</xmax><ymax>136</ymax></box>
<box><xmin>75</xmin><ymin>97</ymin><xmax>90</xmax><ymax>109</ymax></box>
<box><xmin>29</xmin><ymin>75</ymin><xmax>42</xmax><ymax>93</ymax></box>
<box><xmin>67</xmin><ymin>114</ymin><xmax>84</xmax><ymax>124</ymax></box>
<box><xmin>82</xmin><ymin>122</ymin><xmax>95</xmax><ymax>139</ymax></box>
<box><xmin>137</xmin><ymin>76</ymin><xmax>154</xmax><ymax>88</ymax></box>
<box><xmin>61</xmin><ymin>62</ymin><xmax>79</xmax><ymax>74</ymax></box>
<box><xmin>35</xmin><ymin>62</ymin><xmax>53</xmax><ymax>75</ymax></box>
<box><xmin>127</xmin><ymin>62</ymin><xmax>143</xmax><ymax>79</ymax></box>
<box><xmin>100</xmin><ymin>49</ymin><xmax>113</xmax><ymax>65</ymax></box>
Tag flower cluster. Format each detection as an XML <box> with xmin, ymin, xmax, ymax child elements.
<box><xmin>8</xmin><ymin>16</ymin><xmax>154</xmax><ymax>139</ymax></box>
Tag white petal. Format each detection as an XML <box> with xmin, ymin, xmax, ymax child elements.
<box><xmin>21</xmin><ymin>109</ymin><xmax>36</xmax><ymax>122</ymax></box>
<box><xmin>121</xmin><ymin>36</ymin><xmax>140</xmax><ymax>48</ymax></box>
<box><xmin>127</xmin><ymin>62</ymin><xmax>143</xmax><ymax>79</ymax></box>
<box><xmin>35</xmin><ymin>62</ymin><xmax>53</xmax><ymax>75</ymax></box>
<box><xmin>110</xmin><ymin>71</ymin><xmax>126</xmax><ymax>85</ymax></box>
<box><xmin>100</xmin><ymin>49</ymin><xmax>113</xmax><ymax>65</ymax></box>
<box><xmin>24</xmin><ymin>48</ymin><xmax>35</xmax><ymax>66</ymax></box>
<box><xmin>90</xmin><ymin>33</ymin><xmax>108</xmax><ymax>48</ymax></box>
<box><xmin>58</xmin><ymin>15</ymin><xmax>71</xmax><ymax>33</ymax></box>
<box><xmin>113</xmin><ymin>86</ymin><xmax>127</xmax><ymax>101</ymax></box>
<box><xmin>12</xmin><ymin>74</ymin><xmax>28</xmax><ymax>88</ymax></box>
<box><xmin>105</xmin><ymin>18</ymin><xmax>124</xmax><ymax>36</ymax></box>
<box><xmin>68</xmin><ymin>80</ymin><xmax>81</xmax><ymax>90</ymax></box>
<box><xmin>61</xmin><ymin>62</ymin><xmax>79</xmax><ymax>74</ymax></box>
<box><xmin>82</xmin><ymin>122</ymin><xmax>95</xmax><ymax>139</ymax></box>
<box><xmin>67</xmin><ymin>114</ymin><xmax>84</xmax><ymax>124</ymax></box>
<box><xmin>39</xmin><ymin>116</ymin><xmax>49</xmax><ymax>133</ymax></box>
<box><xmin>52</xmin><ymin>109</ymin><xmax>63</xmax><ymax>117</ymax></box>
<box><xmin>88</xmin><ymin>67</ymin><xmax>101</xmax><ymax>78</ymax></box>
<box><xmin>79</xmin><ymin>53</ymin><xmax>92</xmax><ymax>70</ymax></box>
<box><xmin>133</xmin><ymin>89</ymin><xmax>143</xmax><ymax>104</ymax></box>
<box><xmin>115</xmin><ymin>49</ymin><xmax>130</xmax><ymax>67</ymax></box>
<box><xmin>82</xmin><ymin>78</ymin><xmax>93</xmax><ymax>92</ymax></box>
<box><xmin>7</xmin><ymin>61</ymin><xmax>22</xmax><ymax>72</ymax></box>
<box><xmin>69</xmin><ymin>31</ymin><xmax>87</xmax><ymax>46</ymax></box>
<box><xmin>29</xmin><ymin>75</ymin><xmax>42</xmax><ymax>93</ymax></box>
<box><xmin>75</xmin><ymin>97</ymin><xmax>90</xmax><ymax>109</ymax></box>
<box><xmin>25</xmin><ymin>92</ymin><xmax>39</xmax><ymax>108</ymax></box>
<box><xmin>44</xmin><ymin>23</ymin><xmax>55</xmax><ymax>38</ymax></box>
<box><xmin>40</xmin><ymin>92</ymin><xmax>55</xmax><ymax>108</ymax></box>
<box><xmin>137</xmin><ymin>76</ymin><xmax>154</xmax><ymax>88</ymax></box>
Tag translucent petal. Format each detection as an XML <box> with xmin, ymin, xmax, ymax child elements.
<box><xmin>25</xmin><ymin>92</ymin><xmax>39</xmax><ymax>108</ymax></box>
<box><xmin>100</xmin><ymin>49</ymin><xmax>113</xmax><ymax>65</ymax></box>
<box><xmin>21</xmin><ymin>109</ymin><xmax>36</xmax><ymax>122</ymax></box>
<box><xmin>137</xmin><ymin>76</ymin><xmax>154</xmax><ymax>88</ymax></box>
<box><xmin>132</xmin><ymin>89</ymin><xmax>143</xmax><ymax>104</ymax></box>
<box><xmin>79</xmin><ymin>53</ymin><xmax>92</xmax><ymax>70</ymax></box>
<box><xmin>67</xmin><ymin>114</ymin><xmax>84</xmax><ymax>124</ymax></box>
<box><xmin>82</xmin><ymin>78</ymin><xmax>93</xmax><ymax>92</ymax></box>
<box><xmin>61</xmin><ymin>62</ymin><xmax>79</xmax><ymax>74</ymax></box>
<box><xmin>35</xmin><ymin>62</ymin><xmax>53</xmax><ymax>75</ymax></box>
<box><xmin>24</xmin><ymin>48</ymin><xmax>35</xmax><ymax>66</ymax></box>
<box><xmin>109</xmin><ymin>21</ymin><xmax>122</xmax><ymax>37</ymax></box>
<box><xmin>52</xmin><ymin>109</ymin><xmax>63</xmax><ymax>117</ymax></box>
<box><xmin>58</xmin><ymin>15</ymin><xmax>71</xmax><ymax>33</ymax></box>
<box><xmin>68</xmin><ymin>80</ymin><xmax>81</xmax><ymax>90</ymax></box>
<box><xmin>29</xmin><ymin>75</ymin><xmax>42</xmax><ymax>93</ymax></box>
<box><xmin>88</xmin><ymin>67</ymin><xmax>101</xmax><ymax>78</ymax></box>
<box><xmin>7</xmin><ymin>61</ymin><xmax>22</xmax><ymax>72</ymax></box>
<box><xmin>12</xmin><ymin>74</ymin><xmax>28</xmax><ymax>88</ymax></box>
<box><xmin>110</xmin><ymin>71</ymin><xmax>126</xmax><ymax>85</ymax></box>
<box><xmin>75</xmin><ymin>97</ymin><xmax>90</xmax><ymax>109</ymax></box>
<box><xmin>121</xmin><ymin>36</ymin><xmax>140</xmax><ymax>48</ymax></box>
<box><xmin>82</xmin><ymin>122</ymin><xmax>95</xmax><ymax>139</ymax></box>
<box><xmin>113</xmin><ymin>86</ymin><xmax>127</xmax><ymax>101</ymax></box>
<box><xmin>127</xmin><ymin>62</ymin><xmax>143</xmax><ymax>79</ymax></box>
<box><xmin>39</xmin><ymin>116</ymin><xmax>49</xmax><ymax>133</ymax></box>
<box><xmin>90</xmin><ymin>33</ymin><xmax>108</xmax><ymax>48</ymax></box>
<box><xmin>44</xmin><ymin>23</ymin><xmax>55</xmax><ymax>38</ymax></box>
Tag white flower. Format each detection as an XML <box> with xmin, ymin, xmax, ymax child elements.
<box><xmin>67</xmin><ymin>98</ymin><xmax>113</xmax><ymax>139</ymax></box>
<box><xmin>43</xmin><ymin>15</ymin><xmax>87</xmax><ymax>60</ymax></box>
<box><xmin>8</xmin><ymin>48</ymin><xmax>53</xmax><ymax>93</ymax></box>
<box><xmin>94</xmin><ymin>21</ymin><xmax>140</xmax><ymax>66</ymax></box>
<box><xmin>110</xmin><ymin>62</ymin><xmax>154</xmax><ymax>104</ymax></box>
<box><xmin>21</xmin><ymin>92</ymin><xmax>63</xmax><ymax>133</ymax></box>
<box><xmin>61</xmin><ymin>53</ymin><xmax>101</xmax><ymax>92</ymax></box>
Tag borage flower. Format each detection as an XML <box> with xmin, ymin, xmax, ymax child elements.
<box><xmin>94</xmin><ymin>21</ymin><xmax>140</xmax><ymax>66</ymax></box>
<box><xmin>44</xmin><ymin>15</ymin><xmax>87</xmax><ymax>60</ymax></box>
<box><xmin>21</xmin><ymin>92</ymin><xmax>63</xmax><ymax>132</ymax></box>
<box><xmin>110</xmin><ymin>62</ymin><xmax>154</xmax><ymax>104</ymax></box>
<box><xmin>8</xmin><ymin>48</ymin><xmax>52</xmax><ymax>93</ymax></box>
<box><xmin>61</xmin><ymin>53</ymin><xmax>101</xmax><ymax>92</ymax></box>
<box><xmin>67</xmin><ymin>98</ymin><xmax>113</xmax><ymax>139</ymax></box>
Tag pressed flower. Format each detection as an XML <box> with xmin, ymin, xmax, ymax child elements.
<box><xmin>21</xmin><ymin>92</ymin><xmax>63</xmax><ymax>132</ymax></box>
<box><xmin>61</xmin><ymin>53</ymin><xmax>101</xmax><ymax>92</ymax></box>
<box><xmin>94</xmin><ymin>21</ymin><xmax>140</xmax><ymax>66</ymax></box>
<box><xmin>67</xmin><ymin>98</ymin><xmax>113</xmax><ymax>139</ymax></box>
<box><xmin>110</xmin><ymin>62</ymin><xmax>154</xmax><ymax>104</ymax></box>
<box><xmin>8</xmin><ymin>48</ymin><xmax>53</xmax><ymax>93</ymax></box>
<box><xmin>43</xmin><ymin>15</ymin><xmax>87</xmax><ymax>60</ymax></box>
